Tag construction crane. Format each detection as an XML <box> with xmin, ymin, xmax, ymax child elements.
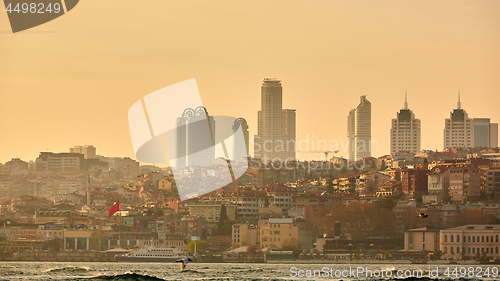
<box><xmin>296</xmin><ymin>150</ymin><xmax>340</xmax><ymax>160</ymax></box>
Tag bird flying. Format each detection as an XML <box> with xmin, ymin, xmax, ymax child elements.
<box><xmin>418</xmin><ymin>212</ymin><xmax>429</xmax><ymax>218</ymax></box>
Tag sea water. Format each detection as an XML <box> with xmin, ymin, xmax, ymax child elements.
<box><xmin>0</xmin><ymin>262</ymin><xmax>498</xmax><ymax>280</ymax></box>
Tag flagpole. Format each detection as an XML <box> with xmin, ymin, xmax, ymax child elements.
<box><xmin>118</xmin><ymin>200</ymin><xmax>121</xmax><ymax>249</ymax></box>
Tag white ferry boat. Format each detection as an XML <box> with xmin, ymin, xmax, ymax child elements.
<box><xmin>114</xmin><ymin>246</ymin><xmax>191</xmax><ymax>262</ymax></box>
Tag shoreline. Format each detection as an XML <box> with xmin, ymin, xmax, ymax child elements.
<box><xmin>0</xmin><ymin>259</ymin><xmax>489</xmax><ymax>265</ymax></box>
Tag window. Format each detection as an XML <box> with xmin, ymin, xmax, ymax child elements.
<box><xmin>451</xmin><ymin>235</ymin><xmax>454</xmax><ymax>243</ymax></box>
<box><xmin>457</xmin><ymin>235</ymin><xmax>459</xmax><ymax>242</ymax></box>
<box><xmin>444</xmin><ymin>235</ymin><xmax>447</xmax><ymax>242</ymax></box>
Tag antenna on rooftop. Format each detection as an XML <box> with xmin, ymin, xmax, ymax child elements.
<box><xmin>404</xmin><ymin>90</ymin><xmax>408</xmax><ymax>110</ymax></box>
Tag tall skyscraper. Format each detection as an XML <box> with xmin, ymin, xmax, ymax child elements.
<box><xmin>283</xmin><ymin>109</ymin><xmax>296</xmax><ymax>161</ymax></box>
<box><xmin>390</xmin><ymin>92</ymin><xmax>421</xmax><ymax>155</ymax></box>
<box><xmin>473</xmin><ymin>118</ymin><xmax>498</xmax><ymax>148</ymax></box>
<box><xmin>233</xmin><ymin>118</ymin><xmax>250</xmax><ymax>158</ymax></box>
<box><xmin>347</xmin><ymin>95</ymin><xmax>371</xmax><ymax>160</ymax></box>
<box><xmin>175</xmin><ymin>106</ymin><xmax>215</xmax><ymax>170</ymax></box>
<box><xmin>347</xmin><ymin>109</ymin><xmax>355</xmax><ymax>160</ymax></box>
<box><xmin>444</xmin><ymin>93</ymin><xmax>474</xmax><ymax>149</ymax></box>
<box><xmin>254</xmin><ymin>78</ymin><xmax>296</xmax><ymax>163</ymax></box>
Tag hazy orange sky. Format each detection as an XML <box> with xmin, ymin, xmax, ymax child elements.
<box><xmin>1</xmin><ymin>0</ymin><xmax>499</xmax><ymax>164</ymax></box>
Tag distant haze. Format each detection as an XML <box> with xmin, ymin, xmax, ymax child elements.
<box><xmin>0</xmin><ymin>0</ymin><xmax>499</xmax><ymax>163</ymax></box>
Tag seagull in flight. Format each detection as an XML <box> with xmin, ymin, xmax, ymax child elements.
<box><xmin>418</xmin><ymin>212</ymin><xmax>429</xmax><ymax>218</ymax></box>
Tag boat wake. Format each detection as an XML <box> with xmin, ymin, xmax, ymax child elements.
<box><xmin>45</xmin><ymin>266</ymin><xmax>91</xmax><ymax>274</ymax></box>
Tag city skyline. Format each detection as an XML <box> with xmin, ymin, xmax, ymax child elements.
<box><xmin>1</xmin><ymin>0</ymin><xmax>499</xmax><ymax>163</ymax></box>
<box><xmin>0</xmin><ymin>86</ymin><xmax>499</xmax><ymax>164</ymax></box>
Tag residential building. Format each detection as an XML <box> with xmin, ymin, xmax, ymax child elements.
<box><xmin>158</xmin><ymin>177</ymin><xmax>173</xmax><ymax>192</ymax></box>
<box><xmin>483</xmin><ymin>166</ymin><xmax>500</xmax><ymax>197</ymax></box>
<box><xmin>449</xmin><ymin>164</ymin><xmax>481</xmax><ymax>203</ymax></box>
<box><xmin>426</xmin><ymin>166</ymin><xmax>450</xmax><ymax>202</ymax></box>
<box><xmin>259</xmin><ymin>218</ymin><xmax>298</xmax><ymax>250</ymax></box>
<box><xmin>401</xmin><ymin>164</ymin><xmax>429</xmax><ymax>195</ymax></box>
<box><xmin>186</xmin><ymin>200</ymin><xmax>236</xmax><ymax>224</ymax></box>
<box><xmin>232</xmin><ymin>223</ymin><xmax>259</xmax><ymax>249</ymax></box>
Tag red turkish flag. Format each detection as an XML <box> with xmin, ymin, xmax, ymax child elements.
<box><xmin>108</xmin><ymin>200</ymin><xmax>120</xmax><ymax>217</ymax></box>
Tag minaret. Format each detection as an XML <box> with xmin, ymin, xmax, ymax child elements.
<box><xmin>86</xmin><ymin>175</ymin><xmax>91</xmax><ymax>206</ymax></box>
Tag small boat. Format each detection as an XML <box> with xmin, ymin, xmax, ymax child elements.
<box><xmin>411</xmin><ymin>259</ymin><xmax>427</xmax><ymax>264</ymax></box>
<box><xmin>114</xmin><ymin>246</ymin><xmax>191</xmax><ymax>262</ymax></box>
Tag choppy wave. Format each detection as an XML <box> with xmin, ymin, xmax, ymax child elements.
<box><xmin>91</xmin><ymin>273</ymin><xmax>166</xmax><ymax>280</ymax></box>
<box><xmin>180</xmin><ymin>269</ymin><xmax>205</xmax><ymax>274</ymax></box>
<box><xmin>367</xmin><ymin>276</ymin><xmax>484</xmax><ymax>281</ymax></box>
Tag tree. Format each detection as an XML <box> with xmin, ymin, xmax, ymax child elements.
<box><xmin>365</xmin><ymin>179</ymin><xmax>376</xmax><ymax>193</ymax></box>
<box><xmin>326</xmin><ymin>178</ymin><xmax>334</xmax><ymax>194</ymax></box>
<box><xmin>154</xmin><ymin>209</ymin><xmax>164</xmax><ymax>217</ymax></box>
<box><xmin>281</xmin><ymin>238</ymin><xmax>299</xmax><ymax>251</ymax></box>
<box><xmin>188</xmin><ymin>240</ymin><xmax>209</xmax><ymax>253</ymax></box>
<box><xmin>379</xmin><ymin>160</ymin><xmax>388</xmax><ymax>171</ymax></box>
<box><xmin>264</xmin><ymin>197</ymin><xmax>270</xmax><ymax>207</ymax></box>
<box><xmin>246</xmin><ymin>245</ymin><xmax>257</xmax><ymax>259</ymax></box>
<box><xmin>221</xmin><ymin>219</ymin><xmax>234</xmax><ymax>235</ymax></box>
<box><xmin>432</xmin><ymin>250</ymin><xmax>443</xmax><ymax>260</ymax></box>
<box><xmin>218</xmin><ymin>204</ymin><xmax>229</xmax><ymax>234</ymax></box>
